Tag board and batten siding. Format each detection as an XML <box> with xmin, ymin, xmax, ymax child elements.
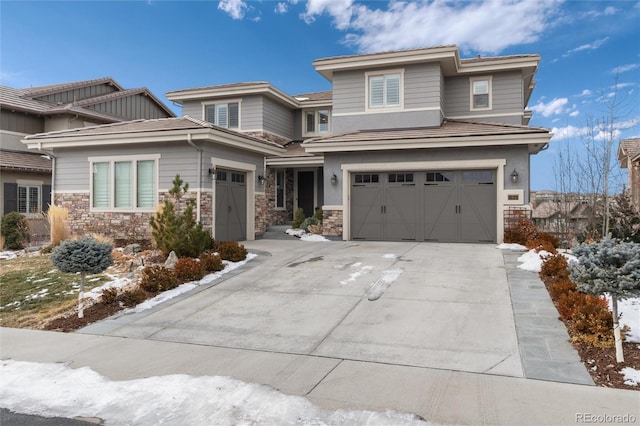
<box><xmin>444</xmin><ymin>71</ymin><xmax>524</xmax><ymax>123</ymax></box>
<box><xmin>36</xmin><ymin>83</ymin><xmax>118</xmax><ymax>104</ymax></box>
<box><xmin>1</xmin><ymin>110</ymin><xmax>44</xmax><ymax>134</ymax></box>
<box><xmin>262</xmin><ymin>97</ymin><xmax>294</xmax><ymax>139</ymax></box>
<box><xmin>88</xmin><ymin>94</ymin><xmax>169</xmax><ymax>120</ymax></box>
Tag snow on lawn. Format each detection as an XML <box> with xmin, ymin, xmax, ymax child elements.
<box><xmin>0</xmin><ymin>251</ymin><xmax>17</xmax><ymax>260</ymax></box>
<box><xmin>496</xmin><ymin>243</ymin><xmax>527</xmax><ymax>251</ymax></box>
<box><xmin>0</xmin><ymin>360</ymin><xmax>430</xmax><ymax>426</ymax></box>
<box><xmin>286</xmin><ymin>229</ymin><xmax>330</xmax><ymax>241</ymax></box>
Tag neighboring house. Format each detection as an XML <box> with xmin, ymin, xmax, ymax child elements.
<box><xmin>531</xmin><ymin>198</ymin><xmax>593</xmax><ymax>239</ymax></box>
<box><xmin>23</xmin><ymin>45</ymin><xmax>551</xmax><ymax>244</ymax></box>
<box><xmin>618</xmin><ymin>138</ymin><xmax>640</xmax><ymax>210</ymax></box>
<box><xmin>0</xmin><ymin>77</ymin><xmax>175</xmax><ymax>220</ymax></box>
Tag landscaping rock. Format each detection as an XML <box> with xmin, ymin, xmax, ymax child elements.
<box><xmin>164</xmin><ymin>251</ymin><xmax>178</xmax><ymax>270</ymax></box>
<box><xmin>123</xmin><ymin>243</ymin><xmax>142</xmax><ymax>255</ymax></box>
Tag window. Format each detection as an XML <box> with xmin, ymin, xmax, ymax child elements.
<box><xmin>388</xmin><ymin>173</ymin><xmax>414</xmax><ymax>183</ymax></box>
<box><xmin>354</xmin><ymin>174</ymin><xmax>379</xmax><ymax>184</ymax></box>
<box><xmin>426</xmin><ymin>172</ymin><xmax>454</xmax><ymax>182</ymax></box>
<box><xmin>304</xmin><ymin>109</ymin><xmax>331</xmax><ymax>135</ymax></box>
<box><xmin>204</xmin><ymin>102</ymin><xmax>239</xmax><ymax>129</ymax></box>
<box><xmin>90</xmin><ymin>155</ymin><xmax>158</xmax><ymax>210</ymax></box>
<box><xmin>275</xmin><ymin>169</ymin><xmax>285</xmax><ymax>209</ymax></box>
<box><xmin>367</xmin><ymin>71</ymin><xmax>402</xmax><ymax>109</ymax></box>
<box><xmin>470</xmin><ymin>77</ymin><xmax>492</xmax><ymax>110</ymax></box>
<box><xmin>17</xmin><ymin>185</ymin><xmax>40</xmax><ymax>213</ymax></box>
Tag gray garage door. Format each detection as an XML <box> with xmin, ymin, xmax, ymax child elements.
<box><xmin>215</xmin><ymin>169</ymin><xmax>247</xmax><ymax>241</ymax></box>
<box><xmin>351</xmin><ymin>170</ymin><xmax>495</xmax><ymax>243</ymax></box>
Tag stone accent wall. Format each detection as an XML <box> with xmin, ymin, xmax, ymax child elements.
<box><xmin>255</xmin><ymin>193</ymin><xmax>267</xmax><ymax>235</ymax></box>
<box><xmin>322</xmin><ymin>209</ymin><xmax>343</xmax><ymax>238</ymax></box>
<box><xmin>263</xmin><ymin>167</ymin><xmax>294</xmax><ymax>227</ymax></box>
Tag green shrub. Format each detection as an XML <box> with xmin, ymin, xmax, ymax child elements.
<box><xmin>140</xmin><ymin>265</ymin><xmax>179</xmax><ymax>293</ymax></box>
<box><xmin>149</xmin><ymin>174</ymin><xmax>213</xmax><ymax>258</ymax></box>
<box><xmin>292</xmin><ymin>208</ymin><xmax>306</xmax><ymax>229</ymax></box>
<box><xmin>1</xmin><ymin>212</ymin><xmax>29</xmax><ymax>250</ymax></box>
<box><xmin>174</xmin><ymin>257</ymin><xmax>205</xmax><ymax>282</ymax></box>
<box><xmin>200</xmin><ymin>251</ymin><xmax>224</xmax><ymax>272</ymax></box>
<box><xmin>300</xmin><ymin>217</ymin><xmax>319</xmax><ymax>232</ymax></box>
<box><xmin>214</xmin><ymin>241</ymin><xmax>248</xmax><ymax>262</ymax></box>
<box><xmin>314</xmin><ymin>207</ymin><xmax>323</xmax><ymax>222</ymax></box>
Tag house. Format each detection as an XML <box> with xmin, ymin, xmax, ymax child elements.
<box><xmin>1</xmin><ymin>77</ymin><xmax>175</xmax><ymax>221</ymax></box>
<box><xmin>22</xmin><ymin>45</ymin><xmax>551</xmax><ymax>244</ymax></box>
<box><xmin>618</xmin><ymin>138</ymin><xmax>640</xmax><ymax>210</ymax></box>
<box><xmin>531</xmin><ymin>198</ymin><xmax>593</xmax><ymax>239</ymax></box>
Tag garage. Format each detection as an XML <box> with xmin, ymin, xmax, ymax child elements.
<box><xmin>351</xmin><ymin>170</ymin><xmax>496</xmax><ymax>243</ymax></box>
<box><xmin>215</xmin><ymin>169</ymin><xmax>247</xmax><ymax>241</ymax></box>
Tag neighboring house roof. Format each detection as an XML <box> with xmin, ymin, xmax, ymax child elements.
<box><xmin>618</xmin><ymin>138</ymin><xmax>640</xmax><ymax>168</ymax></box>
<box><xmin>22</xmin><ymin>116</ymin><xmax>285</xmax><ymax>156</ymax></box>
<box><xmin>532</xmin><ymin>200</ymin><xmax>592</xmax><ymax>220</ymax></box>
<box><xmin>0</xmin><ymin>149</ymin><xmax>52</xmax><ymax>173</ymax></box>
<box><xmin>0</xmin><ymin>78</ymin><xmax>175</xmax><ymax>122</ymax></box>
<box><xmin>302</xmin><ymin>120</ymin><xmax>550</xmax><ymax>153</ymax></box>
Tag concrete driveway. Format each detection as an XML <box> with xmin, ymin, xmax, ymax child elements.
<box><xmin>83</xmin><ymin>240</ymin><xmax>523</xmax><ymax>378</ymax></box>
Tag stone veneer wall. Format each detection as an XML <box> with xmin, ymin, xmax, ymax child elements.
<box><xmin>55</xmin><ymin>190</ymin><xmax>214</xmax><ymax>245</ymax></box>
<box><xmin>262</xmin><ymin>167</ymin><xmax>294</xmax><ymax>227</ymax></box>
<box><xmin>322</xmin><ymin>209</ymin><xmax>343</xmax><ymax>238</ymax></box>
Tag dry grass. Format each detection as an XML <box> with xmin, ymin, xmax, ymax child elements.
<box><xmin>47</xmin><ymin>204</ymin><xmax>69</xmax><ymax>246</ymax></box>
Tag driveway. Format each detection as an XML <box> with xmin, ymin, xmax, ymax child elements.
<box><xmin>82</xmin><ymin>240</ymin><xmax>523</xmax><ymax>378</ymax></box>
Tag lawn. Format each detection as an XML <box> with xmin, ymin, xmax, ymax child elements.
<box><xmin>0</xmin><ymin>253</ymin><xmax>112</xmax><ymax>329</ymax></box>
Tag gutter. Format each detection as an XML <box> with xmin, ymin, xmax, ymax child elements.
<box><xmin>186</xmin><ymin>133</ymin><xmax>202</xmax><ymax>221</ymax></box>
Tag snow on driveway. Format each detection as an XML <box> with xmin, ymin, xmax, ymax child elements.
<box><xmin>0</xmin><ymin>360</ymin><xmax>431</xmax><ymax>425</ymax></box>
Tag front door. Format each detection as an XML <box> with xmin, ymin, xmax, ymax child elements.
<box><xmin>297</xmin><ymin>171</ymin><xmax>315</xmax><ymax>217</ymax></box>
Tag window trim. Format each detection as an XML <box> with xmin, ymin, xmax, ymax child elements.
<box><xmin>17</xmin><ymin>183</ymin><xmax>41</xmax><ymax>215</ymax></box>
<box><xmin>202</xmin><ymin>99</ymin><xmax>242</xmax><ymax>129</ymax></box>
<box><xmin>302</xmin><ymin>108</ymin><xmax>332</xmax><ymax>136</ymax></box>
<box><xmin>469</xmin><ymin>76</ymin><xmax>493</xmax><ymax>111</ymax></box>
<box><xmin>88</xmin><ymin>154</ymin><xmax>160</xmax><ymax>213</ymax></box>
<box><xmin>275</xmin><ymin>169</ymin><xmax>286</xmax><ymax>210</ymax></box>
<box><xmin>365</xmin><ymin>69</ymin><xmax>404</xmax><ymax>112</ymax></box>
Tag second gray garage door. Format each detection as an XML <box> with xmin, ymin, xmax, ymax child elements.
<box><xmin>351</xmin><ymin>170</ymin><xmax>496</xmax><ymax>243</ymax></box>
<box><xmin>215</xmin><ymin>169</ymin><xmax>247</xmax><ymax>241</ymax></box>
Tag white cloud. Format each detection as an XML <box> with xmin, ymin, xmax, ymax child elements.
<box><xmin>551</xmin><ymin>124</ymin><xmax>587</xmax><ymax>141</ymax></box>
<box><xmin>531</xmin><ymin>97</ymin><xmax>569</xmax><ymax>117</ymax></box>
<box><xmin>604</xmin><ymin>6</ymin><xmax>618</xmax><ymax>15</ymax></box>
<box><xmin>610</xmin><ymin>64</ymin><xmax>640</xmax><ymax>74</ymax></box>
<box><xmin>566</xmin><ymin>37</ymin><xmax>609</xmax><ymax>55</ymax></box>
<box><xmin>218</xmin><ymin>0</ymin><xmax>247</xmax><ymax>20</ymax></box>
<box><xmin>550</xmin><ymin>117</ymin><xmax>640</xmax><ymax>142</ymax></box>
<box><xmin>275</xmin><ymin>2</ymin><xmax>288</xmax><ymax>14</ymax></box>
<box><xmin>300</xmin><ymin>0</ymin><xmax>561</xmax><ymax>53</ymax></box>
<box><xmin>579</xmin><ymin>89</ymin><xmax>592</xmax><ymax>97</ymax></box>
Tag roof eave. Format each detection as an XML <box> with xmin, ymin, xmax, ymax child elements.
<box><xmin>167</xmin><ymin>83</ymin><xmax>299</xmax><ymax>108</ymax></box>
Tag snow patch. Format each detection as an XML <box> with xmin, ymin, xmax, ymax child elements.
<box><xmin>340</xmin><ymin>264</ymin><xmax>373</xmax><ymax>285</ymax></box>
<box><xmin>496</xmin><ymin>243</ymin><xmax>527</xmax><ymax>251</ymax></box>
<box><xmin>368</xmin><ymin>269</ymin><xmax>403</xmax><ymax>301</ymax></box>
<box><xmin>0</xmin><ymin>251</ymin><xmax>17</xmax><ymax>260</ymax></box>
<box><xmin>621</xmin><ymin>367</ymin><xmax>640</xmax><ymax>386</ymax></box>
<box><xmin>606</xmin><ymin>295</ymin><xmax>640</xmax><ymax>344</ymax></box>
<box><xmin>383</xmin><ymin>253</ymin><xmax>398</xmax><ymax>259</ymax></box>
<box><xmin>286</xmin><ymin>229</ymin><xmax>330</xmax><ymax>242</ymax></box>
<box><xmin>0</xmin><ymin>360</ymin><xmax>429</xmax><ymax>425</ymax></box>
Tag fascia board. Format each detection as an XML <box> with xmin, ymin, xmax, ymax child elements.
<box><xmin>302</xmin><ymin>133</ymin><xmax>551</xmax><ymax>153</ymax></box>
<box><xmin>458</xmin><ymin>58</ymin><xmax>539</xmax><ymax>74</ymax></box>
<box><xmin>167</xmin><ymin>84</ymin><xmax>299</xmax><ymax>108</ymax></box>
<box><xmin>266</xmin><ymin>155</ymin><xmax>324</xmax><ymax>166</ymax></box>
<box><xmin>194</xmin><ymin>130</ymin><xmax>286</xmax><ymax>156</ymax></box>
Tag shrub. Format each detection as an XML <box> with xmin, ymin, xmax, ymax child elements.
<box><xmin>292</xmin><ymin>208</ymin><xmax>306</xmax><ymax>229</ymax></box>
<box><xmin>503</xmin><ymin>217</ymin><xmax>538</xmax><ymax>245</ymax></box>
<box><xmin>307</xmin><ymin>223</ymin><xmax>323</xmax><ymax>235</ymax></box>
<box><xmin>569</xmin><ymin>296</ymin><xmax>614</xmax><ymax>348</ymax></box>
<box><xmin>118</xmin><ymin>286</ymin><xmax>148</xmax><ymax>307</ymax></box>
<box><xmin>547</xmin><ymin>278</ymin><xmax>577</xmax><ymax>301</ymax></box>
<box><xmin>1</xmin><ymin>212</ymin><xmax>29</xmax><ymax>250</ymax></box>
<box><xmin>214</xmin><ymin>241</ymin><xmax>248</xmax><ymax>262</ymax></box>
<box><xmin>526</xmin><ymin>238</ymin><xmax>557</xmax><ymax>254</ymax></box>
<box><xmin>46</xmin><ymin>204</ymin><xmax>69</xmax><ymax>247</ymax></box>
<box><xmin>200</xmin><ymin>252</ymin><xmax>224</xmax><ymax>272</ymax></box>
<box><xmin>140</xmin><ymin>265</ymin><xmax>179</xmax><ymax>293</ymax></box>
<box><xmin>149</xmin><ymin>174</ymin><xmax>213</xmax><ymax>258</ymax></box>
<box><xmin>174</xmin><ymin>257</ymin><xmax>205</xmax><ymax>282</ymax></box>
<box><xmin>101</xmin><ymin>287</ymin><xmax>119</xmax><ymax>305</ymax></box>
<box><xmin>540</xmin><ymin>253</ymin><xmax>569</xmax><ymax>280</ymax></box>
<box><xmin>300</xmin><ymin>216</ymin><xmax>319</xmax><ymax>232</ymax></box>
<box><xmin>314</xmin><ymin>207</ymin><xmax>323</xmax><ymax>222</ymax></box>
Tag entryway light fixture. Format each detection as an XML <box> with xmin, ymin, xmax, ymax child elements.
<box><xmin>208</xmin><ymin>168</ymin><xmax>216</xmax><ymax>180</ymax></box>
<box><xmin>510</xmin><ymin>169</ymin><xmax>519</xmax><ymax>183</ymax></box>
<box><xmin>258</xmin><ymin>175</ymin><xmax>265</xmax><ymax>185</ymax></box>
<box><xmin>331</xmin><ymin>173</ymin><xmax>338</xmax><ymax>185</ymax></box>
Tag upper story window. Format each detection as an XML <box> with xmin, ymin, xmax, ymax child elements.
<box><xmin>90</xmin><ymin>155</ymin><xmax>159</xmax><ymax>211</ymax></box>
<box><xmin>204</xmin><ymin>102</ymin><xmax>240</xmax><ymax>129</ymax></box>
<box><xmin>470</xmin><ymin>77</ymin><xmax>492</xmax><ymax>110</ymax></box>
<box><xmin>304</xmin><ymin>109</ymin><xmax>331</xmax><ymax>136</ymax></box>
<box><xmin>366</xmin><ymin>70</ymin><xmax>403</xmax><ymax>110</ymax></box>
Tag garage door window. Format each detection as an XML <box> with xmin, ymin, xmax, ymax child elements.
<box><xmin>354</xmin><ymin>174</ymin><xmax>379</xmax><ymax>183</ymax></box>
<box><xmin>388</xmin><ymin>173</ymin><xmax>413</xmax><ymax>183</ymax></box>
<box><xmin>426</xmin><ymin>172</ymin><xmax>454</xmax><ymax>182</ymax></box>
<box><xmin>463</xmin><ymin>170</ymin><xmax>493</xmax><ymax>184</ymax></box>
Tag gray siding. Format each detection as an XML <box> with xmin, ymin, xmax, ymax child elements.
<box><xmin>241</xmin><ymin>96</ymin><xmax>263</xmax><ymax>131</ymax></box>
<box><xmin>88</xmin><ymin>94</ymin><xmax>170</xmax><ymax>120</ymax></box>
<box><xmin>181</xmin><ymin>100</ymin><xmax>201</xmax><ymax>119</ymax></box>
<box><xmin>332</xmin><ymin>70</ymin><xmax>364</xmax><ymax>115</ymax></box>
<box><xmin>404</xmin><ymin>63</ymin><xmax>441</xmax><ymax>110</ymax></box>
<box><xmin>1</xmin><ymin>110</ymin><xmax>44</xmax><ymax>134</ymax></box>
<box><xmin>262</xmin><ymin>97</ymin><xmax>294</xmax><ymax>139</ymax></box>
<box><xmin>444</xmin><ymin>71</ymin><xmax>523</xmax><ymax>122</ymax></box>
<box><xmin>333</xmin><ymin>110</ymin><xmax>441</xmax><ymax>133</ymax></box>
<box><xmin>36</xmin><ymin>83</ymin><xmax>117</xmax><ymax>104</ymax></box>
<box><xmin>323</xmin><ymin>145</ymin><xmax>530</xmax><ymax>205</ymax></box>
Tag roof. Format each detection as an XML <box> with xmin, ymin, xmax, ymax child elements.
<box><xmin>0</xmin><ymin>149</ymin><xmax>52</xmax><ymax>173</ymax></box>
<box><xmin>618</xmin><ymin>138</ymin><xmax>640</xmax><ymax>167</ymax></box>
<box><xmin>532</xmin><ymin>200</ymin><xmax>592</xmax><ymax>220</ymax></box>
<box><xmin>22</xmin><ymin>116</ymin><xmax>286</xmax><ymax>155</ymax></box>
<box><xmin>1</xmin><ymin>78</ymin><xmax>175</xmax><ymax>122</ymax></box>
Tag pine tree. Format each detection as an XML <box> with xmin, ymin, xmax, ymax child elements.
<box><xmin>608</xmin><ymin>192</ymin><xmax>640</xmax><ymax>242</ymax></box>
<box><xmin>569</xmin><ymin>238</ymin><xmax>640</xmax><ymax>362</ymax></box>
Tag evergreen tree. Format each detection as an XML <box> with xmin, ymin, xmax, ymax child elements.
<box><xmin>608</xmin><ymin>192</ymin><xmax>640</xmax><ymax>242</ymax></box>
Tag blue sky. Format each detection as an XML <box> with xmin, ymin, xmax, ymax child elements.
<box><xmin>1</xmin><ymin>0</ymin><xmax>639</xmax><ymax>191</ymax></box>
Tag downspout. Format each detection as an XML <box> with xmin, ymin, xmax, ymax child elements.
<box><xmin>35</xmin><ymin>143</ymin><xmax>56</xmax><ymax>207</ymax></box>
<box><xmin>186</xmin><ymin>133</ymin><xmax>202</xmax><ymax>221</ymax></box>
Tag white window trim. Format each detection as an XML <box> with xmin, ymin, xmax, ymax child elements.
<box><xmin>302</xmin><ymin>108</ymin><xmax>332</xmax><ymax>137</ymax></box>
<box><xmin>88</xmin><ymin>154</ymin><xmax>160</xmax><ymax>213</ymax></box>
<box><xmin>469</xmin><ymin>76</ymin><xmax>493</xmax><ymax>111</ymax></box>
<box><xmin>202</xmin><ymin>99</ymin><xmax>242</xmax><ymax>129</ymax></box>
<box><xmin>275</xmin><ymin>169</ymin><xmax>286</xmax><ymax>210</ymax></box>
<box><xmin>365</xmin><ymin>68</ymin><xmax>404</xmax><ymax>112</ymax></box>
<box><xmin>17</xmin><ymin>183</ymin><xmax>42</xmax><ymax>215</ymax></box>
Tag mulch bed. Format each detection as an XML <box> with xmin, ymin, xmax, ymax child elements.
<box><xmin>44</xmin><ymin>302</ymin><xmax>124</xmax><ymax>332</ymax></box>
<box><xmin>574</xmin><ymin>341</ymin><xmax>640</xmax><ymax>390</ymax></box>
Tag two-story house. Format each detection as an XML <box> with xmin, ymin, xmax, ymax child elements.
<box><xmin>22</xmin><ymin>45</ymin><xmax>551</xmax><ymax>244</ymax></box>
<box><xmin>1</xmin><ymin>78</ymin><xmax>175</xmax><ymax>222</ymax></box>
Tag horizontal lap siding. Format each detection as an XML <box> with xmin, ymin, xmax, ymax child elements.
<box><xmin>333</xmin><ymin>70</ymin><xmax>365</xmax><ymax>115</ymax></box>
<box><xmin>262</xmin><ymin>98</ymin><xmax>293</xmax><ymax>139</ymax></box>
<box><xmin>181</xmin><ymin>101</ymin><xmax>202</xmax><ymax>119</ymax></box>
<box><xmin>180</xmin><ymin>96</ymin><xmax>263</xmax><ymax>132</ymax></box>
<box><xmin>404</xmin><ymin>63</ymin><xmax>441</xmax><ymax>110</ymax></box>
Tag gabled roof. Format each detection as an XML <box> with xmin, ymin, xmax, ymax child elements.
<box><xmin>618</xmin><ymin>138</ymin><xmax>640</xmax><ymax>168</ymax></box>
<box><xmin>0</xmin><ymin>149</ymin><xmax>52</xmax><ymax>173</ymax></box>
<box><xmin>22</xmin><ymin>116</ymin><xmax>285</xmax><ymax>156</ymax></box>
<box><xmin>302</xmin><ymin>119</ymin><xmax>551</xmax><ymax>154</ymax></box>
<box><xmin>1</xmin><ymin>78</ymin><xmax>175</xmax><ymax>122</ymax></box>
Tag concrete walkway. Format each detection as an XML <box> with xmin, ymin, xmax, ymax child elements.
<box><xmin>1</xmin><ymin>240</ymin><xmax>638</xmax><ymax>425</ymax></box>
